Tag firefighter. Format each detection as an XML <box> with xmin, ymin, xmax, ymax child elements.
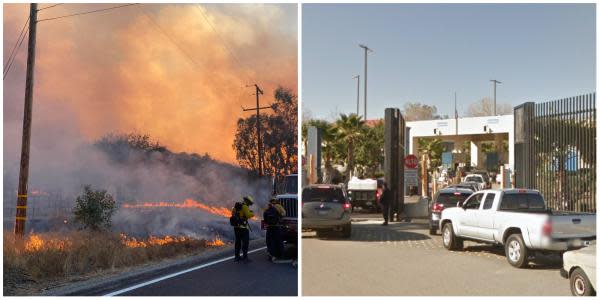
<box><xmin>231</xmin><ymin>196</ymin><xmax>254</xmax><ymax>262</ymax></box>
<box><xmin>264</xmin><ymin>197</ymin><xmax>286</xmax><ymax>261</ymax></box>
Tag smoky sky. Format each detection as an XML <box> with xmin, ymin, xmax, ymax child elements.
<box><xmin>3</xmin><ymin>3</ymin><xmax>298</xmax><ymax>163</ymax></box>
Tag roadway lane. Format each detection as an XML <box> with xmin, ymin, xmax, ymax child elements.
<box><xmin>303</xmin><ymin>218</ymin><xmax>570</xmax><ymax>296</ymax></box>
<box><xmin>111</xmin><ymin>247</ymin><xmax>297</xmax><ymax>296</ymax></box>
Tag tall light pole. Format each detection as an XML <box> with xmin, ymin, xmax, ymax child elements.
<box><xmin>353</xmin><ymin>75</ymin><xmax>360</xmax><ymax>115</ymax></box>
<box><xmin>490</xmin><ymin>79</ymin><xmax>501</xmax><ymax>115</ymax></box>
<box><xmin>359</xmin><ymin>44</ymin><xmax>372</xmax><ymax>120</ymax></box>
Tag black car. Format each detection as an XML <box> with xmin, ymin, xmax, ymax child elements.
<box><xmin>428</xmin><ymin>188</ymin><xmax>473</xmax><ymax>235</ymax></box>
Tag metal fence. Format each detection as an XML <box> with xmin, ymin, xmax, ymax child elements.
<box><xmin>514</xmin><ymin>93</ymin><xmax>596</xmax><ymax>212</ymax></box>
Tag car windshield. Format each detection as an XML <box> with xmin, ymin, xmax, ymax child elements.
<box><xmin>466</xmin><ymin>176</ymin><xmax>483</xmax><ymax>183</ymax></box>
<box><xmin>499</xmin><ymin>193</ymin><xmax>546</xmax><ymax>212</ymax></box>
<box><xmin>436</xmin><ymin>192</ymin><xmax>472</xmax><ymax>206</ymax></box>
<box><xmin>303</xmin><ymin>187</ymin><xmax>345</xmax><ymax>203</ymax></box>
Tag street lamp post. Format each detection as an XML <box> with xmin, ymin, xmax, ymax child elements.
<box><xmin>359</xmin><ymin>44</ymin><xmax>372</xmax><ymax>120</ymax></box>
<box><xmin>353</xmin><ymin>75</ymin><xmax>360</xmax><ymax>115</ymax></box>
<box><xmin>490</xmin><ymin>79</ymin><xmax>502</xmax><ymax>115</ymax></box>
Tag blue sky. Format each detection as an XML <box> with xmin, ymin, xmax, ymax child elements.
<box><xmin>302</xmin><ymin>3</ymin><xmax>596</xmax><ymax>121</ymax></box>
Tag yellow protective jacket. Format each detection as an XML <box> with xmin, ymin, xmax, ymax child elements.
<box><xmin>232</xmin><ymin>203</ymin><xmax>254</xmax><ymax>229</ymax></box>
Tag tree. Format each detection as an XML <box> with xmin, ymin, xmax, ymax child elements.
<box><xmin>355</xmin><ymin>121</ymin><xmax>384</xmax><ymax>178</ymax></box>
<box><xmin>334</xmin><ymin>113</ymin><xmax>365</xmax><ymax>178</ymax></box>
<box><xmin>467</xmin><ymin>97</ymin><xmax>512</xmax><ymax>117</ymax></box>
<box><xmin>73</xmin><ymin>185</ymin><xmax>116</xmax><ymax>231</ymax></box>
<box><xmin>403</xmin><ymin>102</ymin><xmax>443</xmax><ymax>121</ymax></box>
<box><xmin>418</xmin><ymin>138</ymin><xmax>444</xmax><ymax>173</ymax></box>
<box><xmin>233</xmin><ymin>87</ymin><xmax>298</xmax><ymax>177</ymax></box>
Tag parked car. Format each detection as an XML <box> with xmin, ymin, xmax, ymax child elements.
<box><xmin>440</xmin><ymin>189</ymin><xmax>596</xmax><ymax>268</ymax></box>
<box><xmin>302</xmin><ymin>184</ymin><xmax>352</xmax><ymax>238</ymax></box>
<box><xmin>429</xmin><ymin>188</ymin><xmax>474</xmax><ymax>235</ymax></box>
<box><xmin>446</xmin><ymin>183</ymin><xmax>479</xmax><ymax>192</ymax></box>
<box><xmin>471</xmin><ymin>170</ymin><xmax>492</xmax><ymax>188</ymax></box>
<box><xmin>561</xmin><ymin>243</ymin><xmax>596</xmax><ymax>296</ymax></box>
<box><xmin>463</xmin><ymin>174</ymin><xmax>486</xmax><ymax>190</ymax></box>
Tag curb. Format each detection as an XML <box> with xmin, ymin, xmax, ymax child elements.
<box><xmin>41</xmin><ymin>239</ymin><xmax>266</xmax><ymax>296</ymax></box>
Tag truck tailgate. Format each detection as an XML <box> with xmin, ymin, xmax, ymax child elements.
<box><xmin>551</xmin><ymin>212</ymin><xmax>596</xmax><ymax>239</ymax></box>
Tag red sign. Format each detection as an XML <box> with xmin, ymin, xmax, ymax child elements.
<box><xmin>405</xmin><ymin>154</ymin><xmax>418</xmax><ymax>169</ymax></box>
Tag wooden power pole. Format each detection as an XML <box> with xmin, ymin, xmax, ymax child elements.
<box><xmin>243</xmin><ymin>84</ymin><xmax>271</xmax><ymax>176</ymax></box>
<box><xmin>15</xmin><ymin>3</ymin><xmax>38</xmax><ymax>237</ymax></box>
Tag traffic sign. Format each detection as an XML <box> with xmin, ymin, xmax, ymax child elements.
<box><xmin>405</xmin><ymin>154</ymin><xmax>418</xmax><ymax>169</ymax></box>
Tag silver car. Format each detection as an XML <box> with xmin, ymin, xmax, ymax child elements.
<box><xmin>302</xmin><ymin>184</ymin><xmax>352</xmax><ymax>238</ymax></box>
<box><xmin>561</xmin><ymin>243</ymin><xmax>596</xmax><ymax>296</ymax></box>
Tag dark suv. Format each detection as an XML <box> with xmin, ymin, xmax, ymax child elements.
<box><xmin>429</xmin><ymin>188</ymin><xmax>473</xmax><ymax>235</ymax></box>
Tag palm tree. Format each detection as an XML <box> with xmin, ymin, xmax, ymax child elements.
<box><xmin>334</xmin><ymin>113</ymin><xmax>365</xmax><ymax>179</ymax></box>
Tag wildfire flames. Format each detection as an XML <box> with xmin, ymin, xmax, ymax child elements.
<box><xmin>120</xmin><ymin>234</ymin><xmax>225</xmax><ymax>248</ymax></box>
<box><xmin>24</xmin><ymin>233</ymin><xmax>71</xmax><ymax>252</ymax></box>
<box><xmin>122</xmin><ymin>199</ymin><xmax>232</xmax><ymax>218</ymax></box>
<box><xmin>206</xmin><ymin>236</ymin><xmax>225</xmax><ymax>247</ymax></box>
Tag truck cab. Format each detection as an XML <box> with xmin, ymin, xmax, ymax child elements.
<box><xmin>272</xmin><ymin>174</ymin><xmax>298</xmax><ymax>244</ymax></box>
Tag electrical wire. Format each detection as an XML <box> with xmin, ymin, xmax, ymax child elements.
<box><xmin>37</xmin><ymin>3</ymin><xmax>137</xmax><ymax>22</ymax></box>
<box><xmin>3</xmin><ymin>18</ymin><xmax>30</xmax><ymax>80</ymax></box>
<box><xmin>194</xmin><ymin>4</ymin><xmax>253</xmax><ymax>84</ymax></box>
<box><xmin>136</xmin><ymin>6</ymin><xmax>203</xmax><ymax>70</ymax></box>
<box><xmin>37</xmin><ymin>4</ymin><xmax>62</xmax><ymax>11</ymax></box>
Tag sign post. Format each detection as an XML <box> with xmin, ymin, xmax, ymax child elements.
<box><xmin>404</xmin><ymin>154</ymin><xmax>418</xmax><ymax>195</ymax></box>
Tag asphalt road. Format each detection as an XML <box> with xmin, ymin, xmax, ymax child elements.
<box><xmin>108</xmin><ymin>246</ymin><xmax>297</xmax><ymax>296</ymax></box>
<box><xmin>302</xmin><ymin>216</ymin><xmax>570</xmax><ymax>296</ymax></box>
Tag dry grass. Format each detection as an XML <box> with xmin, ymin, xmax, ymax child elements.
<box><xmin>3</xmin><ymin>230</ymin><xmax>223</xmax><ymax>290</ymax></box>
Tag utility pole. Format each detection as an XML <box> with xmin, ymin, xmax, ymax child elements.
<box><xmin>359</xmin><ymin>44</ymin><xmax>372</xmax><ymax>120</ymax></box>
<box><xmin>15</xmin><ymin>3</ymin><xmax>38</xmax><ymax>237</ymax></box>
<box><xmin>353</xmin><ymin>75</ymin><xmax>360</xmax><ymax>115</ymax></box>
<box><xmin>242</xmin><ymin>84</ymin><xmax>271</xmax><ymax>176</ymax></box>
<box><xmin>455</xmin><ymin>92</ymin><xmax>458</xmax><ymax>135</ymax></box>
<box><xmin>490</xmin><ymin>79</ymin><xmax>501</xmax><ymax>115</ymax></box>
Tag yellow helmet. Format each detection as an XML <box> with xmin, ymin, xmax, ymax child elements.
<box><xmin>242</xmin><ymin>196</ymin><xmax>254</xmax><ymax>205</ymax></box>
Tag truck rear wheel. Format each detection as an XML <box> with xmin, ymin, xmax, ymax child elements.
<box><xmin>442</xmin><ymin>223</ymin><xmax>463</xmax><ymax>250</ymax></box>
<box><xmin>505</xmin><ymin>233</ymin><xmax>529</xmax><ymax>268</ymax></box>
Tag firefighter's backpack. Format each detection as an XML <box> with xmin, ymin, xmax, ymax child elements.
<box><xmin>264</xmin><ymin>206</ymin><xmax>281</xmax><ymax>226</ymax></box>
<box><xmin>229</xmin><ymin>202</ymin><xmax>245</xmax><ymax>226</ymax></box>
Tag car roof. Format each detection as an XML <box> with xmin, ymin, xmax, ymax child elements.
<box><xmin>471</xmin><ymin>188</ymin><xmax>541</xmax><ymax>194</ymax></box>
<box><xmin>439</xmin><ymin>187</ymin><xmax>473</xmax><ymax>193</ymax></box>
<box><xmin>304</xmin><ymin>184</ymin><xmax>342</xmax><ymax>189</ymax></box>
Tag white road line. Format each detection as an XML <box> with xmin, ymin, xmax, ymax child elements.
<box><xmin>104</xmin><ymin>246</ymin><xmax>268</xmax><ymax>296</ymax></box>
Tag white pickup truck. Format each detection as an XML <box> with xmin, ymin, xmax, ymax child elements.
<box><xmin>440</xmin><ymin>189</ymin><xmax>596</xmax><ymax>268</ymax></box>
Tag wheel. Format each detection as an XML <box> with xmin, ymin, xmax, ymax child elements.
<box><xmin>505</xmin><ymin>233</ymin><xmax>529</xmax><ymax>268</ymax></box>
<box><xmin>442</xmin><ymin>222</ymin><xmax>463</xmax><ymax>250</ymax></box>
<box><xmin>341</xmin><ymin>224</ymin><xmax>351</xmax><ymax>238</ymax></box>
<box><xmin>429</xmin><ymin>226</ymin><xmax>437</xmax><ymax>235</ymax></box>
<box><xmin>570</xmin><ymin>267</ymin><xmax>596</xmax><ymax>296</ymax></box>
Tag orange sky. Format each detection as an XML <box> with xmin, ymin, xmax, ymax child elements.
<box><xmin>3</xmin><ymin>4</ymin><xmax>297</xmax><ymax>163</ymax></box>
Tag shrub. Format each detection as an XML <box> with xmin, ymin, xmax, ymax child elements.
<box><xmin>73</xmin><ymin>185</ymin><xmax>116</xmax><ymax>231</ymax></box>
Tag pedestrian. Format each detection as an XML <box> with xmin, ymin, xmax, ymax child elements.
<box><xmin>230</xmin><ymin>196</ymin><xmax>254</xmax><ymax>262</ymax></box>
<box><xmin>264</xmin><ymin>197</ymin><xmax>286</xmax><ymax>261</ymax></box>
<box><xmin>380</xmin><ymin>182</ymin><xmax>391</xmax><ymax>226</ymax></box>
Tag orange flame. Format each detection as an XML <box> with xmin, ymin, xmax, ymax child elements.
<box><xmin>24</xmin><ymin>233</ymin><xmax>71</xmax><ymax>252</ymax></box>
<box><xmin>206</xmin><ymin>236</ymin><xmax>225</xmax><ymax>247</ymax></box>
<box><xmin>122</xmin><ymin>199</ymin><xmax>231</xmax><ymax>218</ymax></box>
<box><xmin>122</xmin><ymin>198</ymin><xmax>258</xmax><ymax>220</ymax></box>
<box><xmin>120</xmin><ymin>233</ymin><xmax>192</xmax><ymax>248</ymax></box>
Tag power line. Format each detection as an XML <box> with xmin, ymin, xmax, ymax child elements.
<box><xmin>4</xmin><ymin>17</ymin><xmax>29</xmax><ymax>74</ymax></box>
<box><xmin>37</xmin><ymin>3</ymin><xmax>137</xmax><ymax>22</ymax></box>
<box><xmin>4</xmin><ymin>21</ymin><xmax>30</xmax><ymax>80</ymax></box>
<box><xmin>37</xmin><ymin>4</ymin><xmax>62</xmax><ymax>11</ymax></box>
<box><xmin>194</xmin><ymin>4</ymin><xmax>252</xmax><ymax>84</ymax></box>
<box><xmin>136</xmin><ymin>6</ymin><xmax>203</xmax><ymax>70</ymax></box>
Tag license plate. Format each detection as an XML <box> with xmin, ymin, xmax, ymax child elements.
<box><xmin>432</xmin><ymin>214</ymin><xmax>440</xmax><ymax>221</ymax></box>
<box><xmin>318</xmin><ymin>210</ymin><xmax>329</xmax><ymax>216</ymax></box>
<box><xmin>366</xmin><ymin>201</ymin><xmax>372</xmax><ymax>205</ymax></box>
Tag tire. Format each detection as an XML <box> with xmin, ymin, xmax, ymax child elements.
<box><xmin>341</xmin><ymin>224</ymin><xmax>351</xmax><ymax>238</ymax></box>
<box><xmin>570</xmin><ymin>267</ymin><xmax>596</xmax><ymax>296</ymax></box>
<box><xmin>429</xmin><ymin>226</ymin><xmax>437</xmax><ymax>235</ymax></box>
<box><xmin>505</xmin><ymin>233</ymin><xmax>529</xmax><ymax>268</ymax></box>
<box><xmin>442</xmin><ymin>222</ymin><xmax>463</xmax><ymax>250</ymax></box>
